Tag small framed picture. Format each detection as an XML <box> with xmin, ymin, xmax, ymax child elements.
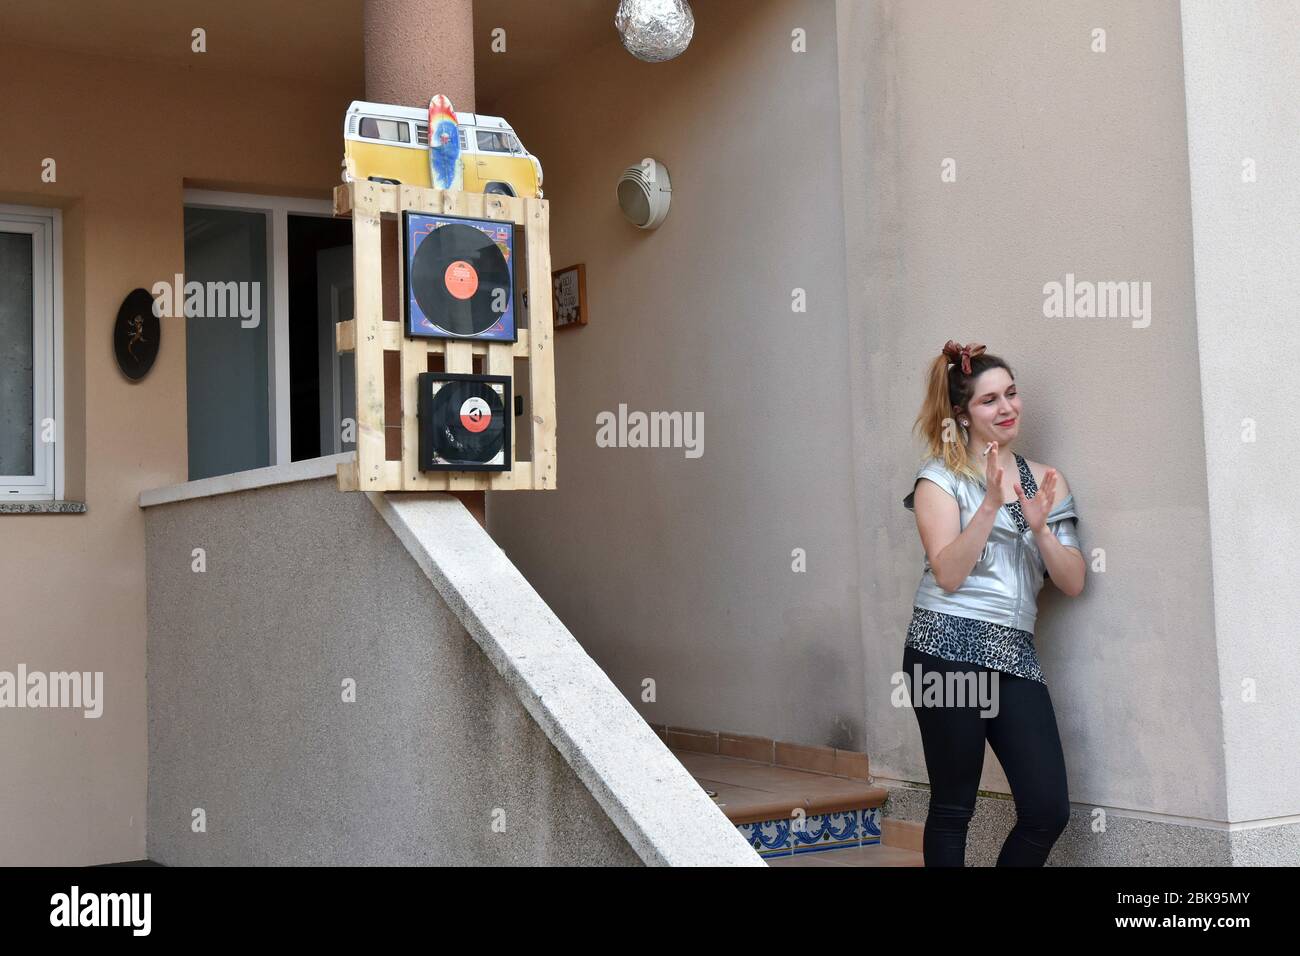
<box><xmin>552</xmin><ymin>263</ymin><xmax>587</xmax><ymax>330</ymax></box>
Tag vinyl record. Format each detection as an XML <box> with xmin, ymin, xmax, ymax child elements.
<box><xmin>429</xmin><ymin>378</ymin><xmax>507</xmax><ymax>464</ymax></box>
<box><xmin>409</xmin><ymin>222</ymin><xmax>511</xmax><ymax>336</ymax></box>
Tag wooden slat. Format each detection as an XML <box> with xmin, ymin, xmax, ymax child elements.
<box><xmin>489</xmin><ymin>458</ymin><xmax>526</xmax><ymax>490</ymax></box>
<box><xmin>336</xmin><ymin>320</ymin><xmax>529</xmax><ymax>357</ymax></box>
<box><xmin>359</xmin><ymin>180</ymin><xmax>526</xmax><ymax>220</ymax></box>
<box><xmin>524</xmin><ymin>196</ymin><xmax>556</xmax><ymax>490</ymax></box>
<box><xmin>442</xmin><ymin>340</ymin><xmax>474</xmax><ymax>374</ymax></box>
<box><xmin>338</xmin><ymin>180</ymin><xmax>525</xmax><ymax>223</ymax></box>
<box><xmin>475</xmin><ymin>189</ymin><xmax>527</xmax><ymax>489</ymax></box>
<box><xmin>336</xmin><ymin>459</ymin><xmax>358</xmax><ymax>491</ymax></box>
<box><xmin>377</xmin><ymin>460</ymin><xmax>403</xmax><ymax>487</ymax></box>
<box><xmin>443</xmin><ymin>342</ymin><xmax>474</xmax><ymax>492</ymax></box>
<box><xmin>391</xmin><ymin>462</ymin><xmax>532</xmax><ymax>492</ymax></box>
<box><xmin>336</xmin><ymin>319</ymin><xmax>356</xmax><ymax>352</ymax></box>
<box><xmin>333</xmin><ymin>183</ymin><xmax>352</xmax><ymax>217</ymax></box>
<box><xmin>339</xmin><ymin>459</ymin><xmax>402</xmax><ymax>489</ymax></box>
<box><xmin>350</xmin><ymin>184</ymin><xmax>387</xmax><ymax>490</ymax></box>
<box><xmin>397</xmin><ymin>185</ymin><xmax>427</xmax><ymax>490</ymax></box>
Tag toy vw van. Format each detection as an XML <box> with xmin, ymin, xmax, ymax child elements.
<box><xmin>342</xmin><ymin>99</ymin><xmax>543</xmax><ymax>198</ymax></box>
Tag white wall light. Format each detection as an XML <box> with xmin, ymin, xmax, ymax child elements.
<box><xmin>617</xmin><ymin>158</ymin><xmax>671</xmax><ymax>229</ymax></box>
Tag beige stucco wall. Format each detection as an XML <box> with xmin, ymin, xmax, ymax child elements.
<box><xmin>484</xmin><ymin>0</ymin><xmax>865</xmax><ymax>747</ymax></box>
<box><xmin>0</xmin><ymin>42</ymin><xmax>356</xmax><ymax>864</ymax></box>
<box><xmin>485</xmin><ymin>0</ymin><xmax>1234</xmax><ymax>835</ymax></box>
<box><xmin>839</xmin><ymin>0</ymin><xmax>1223</xmax><ymax>819</ymax></box>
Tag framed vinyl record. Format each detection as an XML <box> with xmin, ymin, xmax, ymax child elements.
<box><xmin>403</xmin><ymin>211</ymin><xmax>517</xmax><ymax>342</ymax></box>
<box><xmin>417</xmin><ymin>372</ymin><xmax>513</xmax><ymax>471</ymax></box>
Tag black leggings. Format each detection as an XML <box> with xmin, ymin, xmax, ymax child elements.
<box><xmin>902</xmin><ymin>645</ymin><xmax>1071</xmax><ymax>866</ymax></box>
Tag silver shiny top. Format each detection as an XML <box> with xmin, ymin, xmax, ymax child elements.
<box><xmin>903</xmin><ymin>455</ymin><xmax>1081</xmax><ymax>634</ymax></box>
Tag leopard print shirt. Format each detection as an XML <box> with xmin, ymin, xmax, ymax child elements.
<box><xmin>905</xmin><ymin>452</ymin><xmax>1046</xmax><ymax>685</ymax></box>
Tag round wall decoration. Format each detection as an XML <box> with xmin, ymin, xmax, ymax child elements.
<box><xmin>113</xmin><ymin>287</ymin><xmax>161</xmax><ymax>381</ymax></box>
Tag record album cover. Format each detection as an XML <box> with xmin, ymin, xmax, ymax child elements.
<box><xmin>403</xmin><ymin>211</ymin><xmax>517</xmax><ymax>342</ymax></box>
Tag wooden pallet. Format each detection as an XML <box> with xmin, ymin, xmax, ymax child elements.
<box><xmin>332</xmin><ymin>180</ymin><xmax>556</xmax><ymax>492</ymax></box>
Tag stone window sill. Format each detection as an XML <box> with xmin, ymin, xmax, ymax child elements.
<box><xmin>0</xmin><ymin>500</ymin><xmax>87</xmax><ymax>514</ymax></box>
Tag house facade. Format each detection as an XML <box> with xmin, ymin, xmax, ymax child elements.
<box><xmin>1</xmin><ymin>0</ymin><xmax>1297</xmax><ymax>866</ymax></box>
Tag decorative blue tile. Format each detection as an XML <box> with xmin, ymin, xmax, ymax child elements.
<box><xmin>793</xmin><ymin>810</ymin><xmax>861</xmax><ymax>853</ymax></box>
<box><xmin>860</xmin><ymin>806</ymin><xmax>883</xmax><ymax>844</ymax></box>
<box><xmin>738</xmin><ymin>818</ymin><xmax>791</xmax><ymax>857</ymax></box>
<box><xmin>737</xmin><ymin>805</ymin><xmax>886</xmax><ymax>856</ymax></box>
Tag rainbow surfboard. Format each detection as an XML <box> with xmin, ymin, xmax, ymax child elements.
<box><xmin>428</xmin><ymin>94</ymin><xmax>464</xmax><ymax>191</ymax></box>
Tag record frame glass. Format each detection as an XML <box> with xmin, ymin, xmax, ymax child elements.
<box><xmin>416</xmin><ymin>371</ymin><xmax>513</xmax><ymax>472</ymax></box>
<box><xmin>402</xmin><ymin>210</ymin><xmax>518</xmax><ymax>342</ymax></box>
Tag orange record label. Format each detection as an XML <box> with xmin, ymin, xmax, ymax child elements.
<box><xmin>444</xmin><ymin>260</ymin><xmax>479</xmax><ymax>299</ymax></box>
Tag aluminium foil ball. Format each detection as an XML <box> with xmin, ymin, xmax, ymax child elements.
<box><xmin>614</xmin><ymin>0</ymin><xmax>695</xmax><ymax>63</ymax></box>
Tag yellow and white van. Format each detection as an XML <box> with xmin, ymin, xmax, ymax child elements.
<box><xmin>342</xmin><ymin>100</ymin><xmax>543</xmax><ymax>198</ymax></box>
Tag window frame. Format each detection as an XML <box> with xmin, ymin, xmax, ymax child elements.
<box><xmin>356</xmin><ymin>115</ymin><xmax>422</xmax><ymax>151</ymax></box>
<box><xmin>181</xmin><ymin>189</ymin><xmax>336</xmax><ymax>469</ymax></box>
<box><xmin>0</xmin><ymin>203</ymin><xmax>63</xmax><ymax>501</ymax></box>
<box><xmin>475</xmin><ymin>128</ymin><xmax>514</xmax><ymax>154</ymax></box>
<box><xmin>358</xmin><ymin>115</ymin><xmax>412</xmax><ymax>145</ymax></box>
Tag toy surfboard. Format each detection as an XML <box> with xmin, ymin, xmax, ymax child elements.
<box><xmin>428</xmin><ymin>94</ymin><xmax>464</xmax><ymax>191</ymax></box>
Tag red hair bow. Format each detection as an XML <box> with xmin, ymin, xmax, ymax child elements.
<box><xmin>942</xmin><ymin>340</ymin><xmax>986</xmax><ymax>375</ymax></box>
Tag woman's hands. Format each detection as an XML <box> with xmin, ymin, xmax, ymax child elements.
<box><xmin>978</xmin><ymin>441</ymin><xmax>1058</xmax><ymax>531</ymax></box>
<box><xmin>978</xmin><ymin>441</ymin><xmax>1005</xmax><ymax>515</ymax></box>
<box><xmin>1016</xmin><ymin>467</ymin><xmax>1058</xmax><ymax>533</ymax></box>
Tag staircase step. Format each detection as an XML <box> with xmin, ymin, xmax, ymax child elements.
<box><xmin>675</xmin><ymin>750</ymin><xmax>888</xmax><ymax>824</ymax></box>
<box><xmin>767</xmin><ymin>843</ymin><xmax>924</xmax><ymax>867</ymax></box>
<box><xmin>882</xmin><ymin>817</ymin><xmax>925</xmax><ymax>852</ymax></box>
<box><xmin>669</xmin><ymin>748</ymin><xmax>904</xmax><ymax>860</ymax></box>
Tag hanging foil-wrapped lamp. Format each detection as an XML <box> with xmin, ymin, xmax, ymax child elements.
<box><xmin>614</xmin><ymin>0</ymin><xmax>695</xmax><ymax>63</ymax></box>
